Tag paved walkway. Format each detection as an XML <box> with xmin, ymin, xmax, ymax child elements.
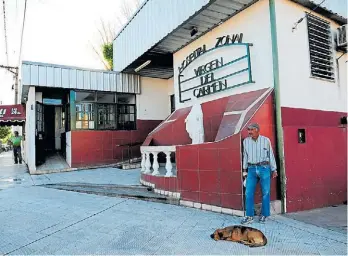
<box><xmin>0</xmin><ymin>152</ymin><xmax>347</xmax><ymax>255</ymax></box>
<box><xmin>0</xmin><ymin>151</ymin><xmax>33</xmax><ymax>190</ymax></box>
<box><xmin>286</xmin><ymin>205</ymin><xmax>347</xmax><ymax>234</ymax></box>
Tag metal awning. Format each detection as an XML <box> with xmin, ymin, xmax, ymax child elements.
<box><xmin>20</xmin><ymin>61</ymin><xmax>141</xmax><ymax>103</ymax></box>
<box><xmin>114</xmin><ymin>0</ymin><xmax>257</xmax><ymax>79</ymax></box>
<box><xmin>0</xmin><ymin>104</ymin><xmax>26</xmax><ymax>126</ymax></box>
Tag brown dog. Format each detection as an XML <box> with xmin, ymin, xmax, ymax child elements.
<box><xmin>210</xmin><ymin>225</ymin><xmax>267</xmax><ymax>247</ymax></box>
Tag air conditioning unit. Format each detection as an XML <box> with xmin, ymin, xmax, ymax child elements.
<box><xmin>336</xmin><ymin>24</ymin><xmax>347</xmax><ymax>47</ymax></box>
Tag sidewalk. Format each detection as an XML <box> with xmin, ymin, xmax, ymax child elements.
<box><xmin>285</xmin><ymin>205</ymin><xmax>347</xmax><ymax>234</ymax></box>
<box><xmin>0</xmin><ymin>151</ymin><xmax>33</xmax><ymax>190</ymax></box>
<box><xmin>0</xmin><ymin>152</ymin><xmax>347</xmax><ymax>255</ymax></box>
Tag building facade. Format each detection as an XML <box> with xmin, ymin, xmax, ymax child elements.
<box><xmin>113</xmin><ymin>0</ymin><xmax>347</xmax><ymax>213</ymax></box>
<box><xmin>20</xmin><ymin>0</ymin><xmax>347</xmax><ymax>213</ymax></box>
<box><xmin>20</xmin><ymin>61</ymin><xmax>172</xmax><ymax>173</ymax></box>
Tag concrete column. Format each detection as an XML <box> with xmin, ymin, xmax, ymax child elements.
<box><xmin>26</xmin><ymin>86</ymin><xmax>36</xmax><ymax>172</ymax></box>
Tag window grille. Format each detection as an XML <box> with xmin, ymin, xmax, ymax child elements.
<box><xmin>306</xmin><ymin>13</ymin><xmax>335</xmax><ymax>81</ymax></box>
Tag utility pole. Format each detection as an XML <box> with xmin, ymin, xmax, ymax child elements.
<box><xmin>0</xmin><ymin>64</ymin><xmax>19</xmax><ymax>104</ymax></box>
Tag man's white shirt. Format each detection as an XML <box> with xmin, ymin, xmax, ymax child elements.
<box><xmin>242</xmin><ymin>135</ymin><xmax>277</xmax><ymax>171</ymax></box>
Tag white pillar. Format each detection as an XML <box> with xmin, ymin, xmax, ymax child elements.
<box><xmin>144</xmin><ymin>152</ymin><xmax>151</xmax><ymax>174</ymax></box>
<box><xmin>140</xmin><ymin>152</ymin><xmax>146</xmax><ymax>172</ymax></box>
<box><xmin>27</xmin><ymin>86</ymin><xmax>36</xmax><ymax>172</ymax></box>
<box><xmin>165</xmin><ymin>151</ymin><xmax>173</xmax><ymax>177</ymax></box>
<box><xmin>152</xmin><ymin>152</ymin><xmax>160</xmax><ymax>176</ymax></box>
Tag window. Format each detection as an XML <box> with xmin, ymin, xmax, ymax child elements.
<box><xmin>117</xmin><ymin>94</ymin><xmax>136</xmax><ymax>104</ymax></box>
<box><xmin>98</xmin><ymin>104</ymin><xmax>117</xmax><ymax>129</ymax></box>
<box><xmin>74</xmin><ymin>91</ymin><xmax>136</xmax><ymax>130</ymax></box>
<box><xmin>97</xmin><ymin>92</ymin><xmax>115</xmax><ymax>103</ymax></box>
<box><xmin>306</xmin><ymin>13</ymin><xmax>335</xmax><ymax>81</ymax></box>
<box><xmin>170</xmin><ymin>94</ymin><xmax>175</xmax><ymax>113</ymax></box>
<box><xmin>61</xmin><ymin>108</ymin><xmax>65</xmax><ymax>129</ymax></box>
<box><xmin>117</xmin><ymin>104</ymin><xmax>136</xmax><ymax>130</ymax></box>
<box><xmin>76</xmin><ymin>91</ymin><xmax>96</xmax><ymax>102</ymax></box>
<box><xmin>76</xmin><ymin>103</ymin><xmax>95</xmax><ymax>129</ymax></box>
<box><xmin>36</xmin><ymin>103</ymin><xmax>44</xmax><ymax>133</ymax></box>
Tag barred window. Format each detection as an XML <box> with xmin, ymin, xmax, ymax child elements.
<box><xmin>117</xmin><ymin>104</ymin><xmax>136</xmax><ymax>130</ymax></box>
<box><xmin>74</xmin><ymin>91</ymin><xmax>136</xmax><ymax>130</ymax></box>
<box><xmin>98</xmin><ymin>104</ymin><xmax>117</xmax><ymax>130</ymax></box>
<box><xmin>306</xmin><ymin>13</ymin><xmax>334</xmax><ymax>81</ymax></box>
<box><xmin>76</xmin><ymin>103</ymin><xmax>95</xmax><ymax>129</ymax></box>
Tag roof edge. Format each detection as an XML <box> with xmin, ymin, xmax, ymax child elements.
<box><xmin>291</xmin><ymin>0</ymin><xmax>347</xmax><ymax>25</ymax></box>
<box><xmin>113</xmin><ymin>0</ymin><xmax>150</xmax><ymax>41</ymax></box>
<box><xmin>21</xmin><ymin>61</ymin><xmax>121</xmax><ymax>74</ymax></box>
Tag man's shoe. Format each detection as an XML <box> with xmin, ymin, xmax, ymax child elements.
<box><xmin>259</xmin><ymin>216</ymin><xmax>267</xmax><ymax>224</ymax></box>
<box><xmin>241</xmin><ymin>216</ymin><xmax>253</xmax><ymax>225</ymax></box>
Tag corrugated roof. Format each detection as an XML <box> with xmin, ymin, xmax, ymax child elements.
<box><xmin>291</xmin><ymin>0</ymin><xmax>347</xmax><ymax>25</ymax></box>
<box><xmin>117</xmin><ymin>0</ymin><xmax>258</xmax><ymax>79</ymax></box>
<box><xmin>20</xmin><ymin>61</ymin><xmax>141</xmax><ymax>103</ymax></box>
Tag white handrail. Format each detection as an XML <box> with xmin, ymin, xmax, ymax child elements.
<box><xmin>140</xmin><ymin>146</ymin><xmax>176</xmax><ymax>177</ymax></box>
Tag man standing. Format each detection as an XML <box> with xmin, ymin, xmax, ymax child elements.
<box><xmin>241</xmin><ymin>123</ymin><xmax>277</xmax><ymax>224</ymax></box>
<box><xmin>10</xmin><ymin>131</ymin><xmax>22</xmax><ymax>164</ymax></box>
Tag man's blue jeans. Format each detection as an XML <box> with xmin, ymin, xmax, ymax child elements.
<box><xmin>245</xmin><ymin>165</ymin><xmax>271</xmax><ymax>217</ymax></box>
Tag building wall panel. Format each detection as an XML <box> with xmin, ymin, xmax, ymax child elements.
<box><xmin>113</xmin><ymin>0</ymin><xmax>210</xmax><ymax>72</ymax></box>
<box><xmin>21</xmin><ymin>61</ymin><xmax>141</xmax><ymax>94</ymax></box>
<box><xmin>275</xmin><ymin>0</ymin><xmax>347</xmax><ymax>113</ymax></box>
<box><xmin>173</xmin><ymin>0</ymin><xmax>273</xmax><ymax>109</ymax></box>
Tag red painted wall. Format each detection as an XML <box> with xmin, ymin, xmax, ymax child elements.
<box><xmin>71</xmin><ymin>120</ymin><xmax>161</xmax><ymax>168</ymax></box>
<box><xmin>143</xmin><ymin>97</ymin><xmax>229</xmax><ymax>146</ymax></box>
<box><xmin>141</xmin><ymin>91</ymin><xmax>279</xmax><ymax>211</ymax></box>
<box><xmin>241</xmin><ymin>95</ymin><xmax>279</xmax><ymax>204</ymax></box>
<box><xmin>176</xmin><ymin>134</ymin><xmax>244</xmax><ymax>209</ymax></box>
<box><xmin>282</xmin><ymin>107</ymin><xmax>347</xmax><ymax>212</ymax></box>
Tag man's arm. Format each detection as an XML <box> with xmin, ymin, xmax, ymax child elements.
<box><xmin>268</xmin><ymin>139</ymin><xmax>277</xmax><ymax>172</ymax></box>
<box><xmin>242</xmin><ymin>139</ymin><xmax>248</xmax><ymax>171</ymax></box>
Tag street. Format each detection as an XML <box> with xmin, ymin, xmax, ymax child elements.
<box><xmin>0</xmin><ymin>151</ymin><xmax>347</xmax><ymax>255</ymax></box>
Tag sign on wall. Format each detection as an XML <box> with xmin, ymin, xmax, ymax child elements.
<box><xmin>0</xmin><ymin>104</ymin><xmax>26</xmax><ymax>122</ymax></box>
<box><xmin>178</xmin><ymin>34</ymin><xmax>254</xmax><ymax>103</ymax></box>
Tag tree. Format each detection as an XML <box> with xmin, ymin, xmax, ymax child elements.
<box><xmin>91</xmin><ymin>0</ymin><xmax>142</xmax><ymax>70</ymax></box>
<box><xmin>0</xmin><ymin>126</ymin><xmax>11</xmax><ymax>142</ymax></box>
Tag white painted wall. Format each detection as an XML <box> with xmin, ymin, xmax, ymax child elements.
<box><xmin>55</xmin><ymin>106</ymin><xmax>63</xmax><ymax>150</ymax></box>
<box><xmin>168</xmin><ymin>78</ymin><xmax>175</xmax><ymax>112</ymax></box>
<box><xmin>136</xmin><ymin>77</ymin><xmax>171</xmax><ymax>120</ymax></box>
<box><xmin>168</xmin><ymin>78</ymin><xmax>174</xmax><ymax>96</ymax></box>
<box><xmin>275</xmin><ymin>0</ymin><xmax>347</xmax><ymax>113</ymax></box>
<box><xmin>173</xmin><ymin>0</ymin><xmax>273</xmax><ymax>109</ymax></box>
<box><xmin>35</xmin><ymin>92</ymin><xmax>43</xmax><ymax>103</ymax></box>
<box><xmin>26</xmin><ymin>86</ymin><xmax>36</xmax><ymax>172</ymax></box>
<box><xmin>66</xmin><ymin>131</ymin><xmax>72</xmax><ymax>167</ymax></box>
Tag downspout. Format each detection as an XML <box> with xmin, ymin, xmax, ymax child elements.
<box><xmin>70</xmin><ymin>91</ymin><xmax>76</xmax><ymax>131</ymax></box>
<box><xmin>268</xmin><ymin>0</ymin><xmax>287</xmax><ymax>213</ymax></box>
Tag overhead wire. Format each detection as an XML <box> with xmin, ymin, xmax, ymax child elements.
<box><xmin>17</xmin><ymin>0</ymin><xmax>27</xmax><ymax>66</ymax></box>
<box><xmin>2</xmin><ymin>0</ymin><xmax>9</xmax><ymax>64</ymax></box>
<box><xmin>292</xmin><ymin>0</ymin><xmax>326</xmax><ymax>32</ymax></box>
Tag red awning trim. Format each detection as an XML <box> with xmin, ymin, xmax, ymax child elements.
<box><xmin>0</xmin><ymin>104</ymin><xmax>26</xmax><ymax>123</ymax></box>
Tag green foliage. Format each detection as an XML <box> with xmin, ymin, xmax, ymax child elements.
<box><xmin>102</xmin><ymin>43</ymin><xmax>113</xmax><ymax>70</ymax></box>
<box><xmin>0</xmin><ymin>127</ymin><xmax>11</xmax><ymax>143</ymax></box>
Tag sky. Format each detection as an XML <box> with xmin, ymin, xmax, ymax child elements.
<box><xmin>0</xmin><ymin>0</ymin><xmax>141</xmax><ymax>105</ymax></box>
<box><xmin>0</xmin><ymin>0</ymin><xmax>347</xmax><ymax>105</ymax></box>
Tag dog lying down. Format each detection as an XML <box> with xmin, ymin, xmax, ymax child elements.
<box><xmin>210</xmin><ymin>225</ymin><xmax>267</xmax><ymax>247</ymax></box>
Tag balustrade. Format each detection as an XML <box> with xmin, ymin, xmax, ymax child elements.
<box><xmin>140</xmin><ymin>146</ymin><xmax>176</xmax><ymax>177</ymax></box>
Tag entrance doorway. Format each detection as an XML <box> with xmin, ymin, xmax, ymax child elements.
<box><xmin>35</xmin><ymin>88</ymin><xmax>70</xmax><ymax>171</ymax></box>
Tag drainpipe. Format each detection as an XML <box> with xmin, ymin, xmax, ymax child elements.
<box><xmin>269</xmin><ymin>0</ymin><xmax>287</xmax><ymax>213</ymax></box>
